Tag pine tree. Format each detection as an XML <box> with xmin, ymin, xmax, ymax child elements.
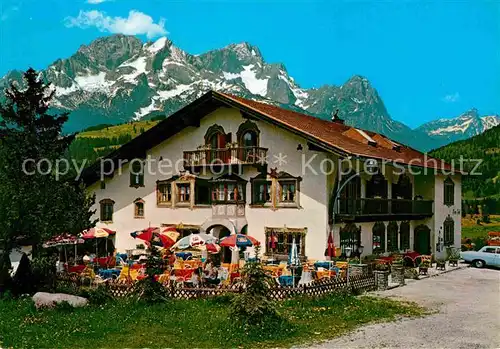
<box><xmin>0</xmin><ymin>68</ymin><xmax>96</xmax><ymax>269</ymax></box>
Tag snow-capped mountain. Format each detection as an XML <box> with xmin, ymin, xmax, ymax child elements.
<box><xmin>0</xmin><ymin>34</ymin><xmax>497</xmax><ymax>151</ymax></box>
<box><xmin>416</xmin><ymin>109</ymin><xmax>500</xmax><ymax>149</ymax></box>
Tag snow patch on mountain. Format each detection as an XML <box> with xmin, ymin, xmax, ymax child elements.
<box><xmin>120</xmin><ymin>56</ymin><xmax>148</xmax><ymax>83</ymax></box>
<box><xmin>134</xmin><ymin>99</ymin><xmax>159</xmax><ymax>120</ymax></box>
<box><xmin>74</xmin><ymin>72</ymin><xmax>112</xmax><ymax>93</ymax></box>
<box><xmin>428</xmin><ymin>118</ymin><xmax>473</xmax><ymax>135</ymax></box>
<box><xmin>481</xmin><ymin>116</ymin><xmax>500</xmax><ymax>131</ymax></box>
<box><xmin>223</xmin><ymin>65</ymin><xmax>268</xmax><ymax>96</ymax></box>
<box><xmin>147</xmin><ymin>37</ymin><xmax>167</xmax><ymax>53</ymax></box>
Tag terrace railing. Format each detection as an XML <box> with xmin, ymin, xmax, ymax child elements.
<box><xmin>183</xmin><ymin>146</ymin><xmax>268</xmax><ymax>167</ymax></box>
<box><xmin>337</xmin><ymin>198</ymin><xmax>434</xmax><ymax>218</ymax></box>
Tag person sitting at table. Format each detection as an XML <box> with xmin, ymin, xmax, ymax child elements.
<box><xmin>204</xmin><ymin>266</ymin><xmax>220</xmax><ymax>286</ymax></box>
<box><xmin>189</xmin><ymin>269</ymin><xmax>201</xmax><ymax>287</ymax></box>
<box><xmin>204</xmin><ymin>259</ymin><xmax>214</xmax><ymax>276</ymax></box>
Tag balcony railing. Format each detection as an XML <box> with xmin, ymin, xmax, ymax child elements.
<box><xmin>336</xmin><ymin>198</ymin><xmax>434</xmax><ymax>220</ymax></box>
<box><xmin>184</xmin><ymin>146</ymin><xmax>268</xmax><ymax>167</ymax></box>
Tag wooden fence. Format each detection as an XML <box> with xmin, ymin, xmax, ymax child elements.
<box><xmin>57</xmin><ymin>273</ymin><xmax>376</xmax><ymax>301</ymax></box>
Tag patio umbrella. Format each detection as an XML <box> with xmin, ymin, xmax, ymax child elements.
<box><xmin>131</xmin><ymin>227</ymin><xmax>158</xmax><ymax>243</ymax></box>
<box><xmin>131</xmin><ymin>227</ymin><xmax>180</xmax><ymax>249</ymax></box>
<box><xmin>289</xmin><ymin>237</ymin><xmax>300</xmax><ymax>267</ymax></box>
<box><xmin>171</xmin><ymin>233</ymin><xmax>218</xmax><ymax>251</ymax></box>
<box><xmin>81</xmin><ymin>227</ymin><xmax>116</xmax><ymax>239</ymax></box>
<box><xmin>43</xmin><ymin>234</ymin><xmax>84</xmax><ymax>248</ymax></box>
<box><xmin>219</xmin><ymin>234</ymin><xmax>260</xmax><ymax>248</ymax></box>
<box><xmin>160</xmin><ymin>226</ymin><xmax>180</xmax><ymax>247</ymax></box>
<box><xmin>43</xmin><ymin>234</ymin><xmax>85</xmax><ymax>265</ymax></box>
<box><xmin>327</xmin><ymin>231</ymin><xmax>336</xmax><ymax>259</ymax></box>
<box><xmin>80</xmin><ymin>228</ymin><xmax>116</xmax><ymax>257</ymax></box>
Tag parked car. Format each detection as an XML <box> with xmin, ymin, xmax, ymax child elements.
<box><xmin>461</xmin><ymin>246</ymin><xmax>500</xmax><ymax>268</ymax></box>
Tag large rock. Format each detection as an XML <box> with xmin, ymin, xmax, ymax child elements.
<box><xmin>32</xmin><ymin>292</ymin><xmax>88</xmax><ymax>309</ymax></box>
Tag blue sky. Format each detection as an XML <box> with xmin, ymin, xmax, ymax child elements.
<box><xmin>0</xmin><ymin>0</ymin><xmax>498</xmax><ymax>128</ymax></box>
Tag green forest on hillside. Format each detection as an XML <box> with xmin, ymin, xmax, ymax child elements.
<box><xmin>430</xmin><ymin>125</ymin><xmax>500</xmax><ymax>199</ymax></box>
<box><xmin>67</xmin><ymin>119</ymin><xmax>161</xmax><ymax>165</ymax></box>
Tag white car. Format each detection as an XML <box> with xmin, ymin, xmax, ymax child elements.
<box><xmin>461</xmin><ymin>246</ymin><xmax>500</xmax><ymax>268</ymax></box>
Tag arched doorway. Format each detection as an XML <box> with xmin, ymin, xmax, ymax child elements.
<box><xmin>414</xmin><ymin>224</ymin><xmax>431</xmax><ymax>255</ymax></box>
<box><xmin>208</xmin><ymin>225</ymin><xmax>232</xmax><ymax>264</ymax></box>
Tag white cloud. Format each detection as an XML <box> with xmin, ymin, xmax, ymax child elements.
<box><xmin>87</xmin><ymin>0</ymin><xmax>109</xmax><ymax>3</ymax></box>
<box><xmin>442</xmin><ymin>92</ymin><xmax>460</xmax><ymax>103</ymax></box>
<box><xmin>64</xmin><ymin>10</ymin><xmax>167</xmax><ymax>39</ymax></box>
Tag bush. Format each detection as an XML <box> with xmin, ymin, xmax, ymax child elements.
<box><xmin>31</xmin><ymin>255</ymin><xmax>58</xmax><ymax>292</ymax></box>
<box><xmin>11</xmin><ymin>254</ymin><xmax>35</xmax><ymax>296</ymax></box>
<box><xmin>230</xmin><ymin>247</ymin><xmax>280</xmax><ymax>326</ymax></box>
<box><xmin>133</xmin><ymin>245</ymin><xmax>168</xmax><ymax>303</ymax></box>
<box><xmin>404</xmin><ymin>268</ymin><xmax>419</xmax><ymax>279</ymax></box>
<box><xmin>54</xmin><ymin>281</ymin><xmax>81</xmax><ymax>296</ymax></box>
<box><xmin>79</xmin><ymin>285</ymin><xmax>112</xmax><ymax>305</ymax></box>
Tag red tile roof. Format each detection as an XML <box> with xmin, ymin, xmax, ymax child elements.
<box><xmin>219</xmin><ymin>92</ymin><xmax>451</xmax><ymax>170</ymax></box>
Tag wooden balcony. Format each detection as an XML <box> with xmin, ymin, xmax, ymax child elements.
<box><xmin>183</xmin><ymin>146</ymin><xmax>268</xmax><ymax>169</ymax></box>
<box><xmin>335</xmin><ymin>198</ymin><xmax>434</xmax><ymax>223</ymax></box>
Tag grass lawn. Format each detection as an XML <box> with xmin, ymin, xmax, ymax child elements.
<box><xmin>462</xmin><ymin>215</ymin><xmax>500</xmax><ymax>240</ymax></box>
<box><xmin>0</xmin><ymin>294</ymin><xmax>424</xmax><ymax>348</ymax></box>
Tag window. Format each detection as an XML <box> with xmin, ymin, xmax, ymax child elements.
<box><xmin>399</xmin><ymin>221</ymin><xmax>410</xmax><ymax>251</ymax></box>
<box><xmin>100</xmin><ymin>199</ymin><xmax>114</xmax><ymax>222</ymax></box>
<box><xmin>339</xmin><ymin>223</ymin><xmax>361</xmax><ymax>257</ymax></box>
<box><xmin>372</xmin><ymin>222</ymin><xmax>386</xmax><ymax>253</ymax></box>
<box><xmin>134</xmin><ymin>199</ymin><xmax>144</xmax><ymax>218</ymax></box>
<box><xmin>129</xmin><ymin>160</ymin><xmax>144</xmax><ymax>187</ymax></box>
<box><xmin>279</xmin><ymin>181</ymin><xmax>296</xmax><ymax>202</ymax></box>
<box><xmin>211</xmin><ymin>182</ymin><xmax>245</xmax><ymax>202</ymax></box>
<box><xmin>195</xmin><ymin>180</ymin><xmax>211</xmax><ymax>205</ymax></box>
<box><xmin>176</xmin><ymin>183</ymin><xmax>191</xmax><ymax>203</ymax></box>
<box><xmin>483</xmin><ymin>247</ymin><xmax>497</xmax><ymax>254</ymax></box>
<box><xmin>237</xmin><ymin>120</ymin><xmax>260</xmax><ymax>147</ymax></box>
<box><xmin>443</xmin><ymin>216</ymin><xmax>454</xmax><ymax>246</ymax></box>
<box><xmin>242</xmin><ymin>131</ymin><xmax>257</xmax><ymax>147</ymax></box>
<box><xmin>387</xmin><ymin>221</ymin><xmax>398</xmax><ymax>252</ymax></box>
<box><xmin>210</xmin><ymin>174</ymin><xmax>246</xmax><ymax>203</ymax></box>
<box><xmin>276</xmin><ymin>172</ymin><xmax>301</xmax><ymax>207</ymax></box>
<box><xmin>157</xmin><ymin>182</ymin><xmax>172</xmax><ymax>204</ymax></box>
<box><xmin>265</xmin><ymin>227</ymin><xmax>306</xmax><ymax>259</ymax></box>
<box><xmin>252</xmin><ymin>180</ymin><xmax>272</xmax><ymax>204</ymax></box>
<box><xmin>444</xmin><ymin>177</ymin><xmax>455</xmax><ymax>206</ymax></box>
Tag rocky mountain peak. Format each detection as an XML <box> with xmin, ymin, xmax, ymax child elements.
<box><xmin>460</xmin><ymin>108</ymin><xmax>479</xmax><ymax>119</ymax></box>
<box><xmin>1</xmin><ymin>34</ymin><xmax>497</xmax><ymax>151</ymax></box>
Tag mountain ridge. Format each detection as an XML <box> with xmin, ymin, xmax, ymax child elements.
<box><xmin>1</xmin><ymin>34</ymin><xmax>498</xmax><ymax>151</ymax></box>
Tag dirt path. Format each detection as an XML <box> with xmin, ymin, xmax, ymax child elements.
<box><xmin>305</xmin><ymin>267</ymin><xmax>500</xmax><ymax>349</ymax></box>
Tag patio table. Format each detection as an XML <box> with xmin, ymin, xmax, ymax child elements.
<box><xmin>98</xmin><ymin>268</ymin><xmax>120</xmax><ymax>279</ymax></box>
<box><xmin>174</xmin><ymin>268</ymin><xmax>195</xmax><ymax>281</ymax></box>
<box><xmin>316</xmin><ymin>270</ymin><xmax>335</xmax><ymax>279</ymax></box>
<box><xmin>66</xmin><ymin>264</ymin><xmax>86</xmax><ymax>274</ymax></box>
<box><xmin>279</xmin><ymin>275</ymin><xmax>294</xmax><ymax>286</ymax></box>
<box><xmin>230</xmin><ymin>272</ymin><xmax>240</xmax><ymax>282</ymax></box>
<box><xmin>314</xmin><ymin>261</ymin><xmax>333</xmax><ymax>270</ymax></box>
<box><xmin>263</xmin><ymin>265</ymin><xmax>283</xmax><ymax>277</ymax></box>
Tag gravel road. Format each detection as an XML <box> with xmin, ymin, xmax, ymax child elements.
<box><xmin>305</xmin><ymin>267</ymin><xmax>500</xmax><ymax>349</ymax></box>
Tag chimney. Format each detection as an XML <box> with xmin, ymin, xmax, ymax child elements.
<box><xmin>331</xmin><ymin>109</ymin><xmax>345</xmax><ymax>124</ymax></box>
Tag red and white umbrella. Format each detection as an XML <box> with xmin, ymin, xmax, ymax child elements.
<box><xmin>43</xmin><ymin>234</ymin><xmax>84</xmax><ymax>248</ymax></box>
<box><xmin>130</xmin><ymin>226</ymin><xmax>179</xmax><ymax>248</ymax></box>
<box><xmin>171</xmin><ymin>233</ymin><xmax>218</xmax><ymax>252</ymax></box>
<box><xmin>219</xmin><ymin>234</ymin><xmax>260</xmax><ymax>248</ymax></box>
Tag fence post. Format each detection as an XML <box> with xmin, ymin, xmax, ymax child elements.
<box><xmin>391</xmin><ymin>265</ymin><xmax>405</xmax><ymax>286</ymax></box>
<box><xmin>374</xmin><ymin>270</ymin><xmax>389</xmax><ymax>291</ymax></box>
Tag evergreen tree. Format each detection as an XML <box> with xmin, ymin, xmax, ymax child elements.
<box><xmin>0</xmin><ymin>68</ymin><xmax>96</xmax><ymax>271</ymax></box>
